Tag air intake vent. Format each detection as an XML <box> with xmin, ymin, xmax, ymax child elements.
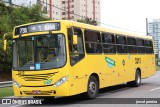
<box><xmin>17</xmin><ymin>72</ymin><xmax>57</xmax><ymax>81</ymax></box>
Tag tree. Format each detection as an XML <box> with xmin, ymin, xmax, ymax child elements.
<box><xmin>77</xmin><ymin>18</ymin><xmax>98</xmax><ymax>26</ymax></box>
<box><xmin>0</xmin><ymin>1</ymin><xmax>50</xmax><ymax>81</ymax></box>
<box><xmin>0</xmin><ymin>2</ymin><xmax>50</xmax><ymax>38</ymax></box>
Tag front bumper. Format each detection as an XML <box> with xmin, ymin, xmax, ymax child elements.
<box><xmin>13</xmin><ymin>81</ymin><xmax>70</xmax><ymax>97</ymax></box>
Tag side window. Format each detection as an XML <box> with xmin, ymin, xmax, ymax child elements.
<box><xmin>150</xmin><ymin>41</ymin><xmax>154</xmax><ymax>54</ymax></box>
<box><xmin>85</xmin><ymin>30</ymin><xmax>102</xmax><ymax>54</ymax></box>
<box><xmin>144</xmin><ymin>40</ymin><xmax>150</xmax><ymax>46</ymax></box>
<box><xmin>68</xmin><ymin>27</ymin><xmax>85</xmax><ymax>66</ymax></box>
<box><xmin>102</xmin><ymin>33</ymin><xmax>116</xmax><ymax>54</ymax></box>
<box><xmin>102</xmin><ymin>33</ymin><xmax>115</xmax><ymax>43</ymax></box>
<box><xmin>127</xmin><ymin>37</ymin><xmax>137</xmax><ymax>54</ymax></box>
<box><xmin>145</xmin><ymin>40</ymin><xmax>154</xmax><ymax>54</ymax></box>
<box><xmin>127</xmin><ymin>37</ymin><xmax>136</xmax><ymax>45</ymax></box>
<box><xmin>85</xmin><ymin>30</ymin><xmax>101</xmax><ymax>42</ymax></box>
<box><xmin>116</xmin><ymin>35</ymin><xmax>127</xmax><ymax>53</ymax></box>
<box><xmin>74</xmin><ymin>28</ymin><xmax>84</xmax><ymax>55</ymax></box>
<box><xmin>136</xmin><ymin>39</ymin><xmax>145</xmax><ymax>54</ymax></box>
<box><xmin>116</xmin><ymin>35</ymin><xmax>126</xmax><ymax>44</ymax></box>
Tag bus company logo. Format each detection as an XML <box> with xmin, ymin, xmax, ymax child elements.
<box><xmin>122</xmin><ymin>60</ymin><xmax>125</xmax><ymax>66</ymax></box>
<box><xmin>105</xmin><ymin>57</ymin><xmax>116</xmax><ymax>68</ymax></box>
<box><xmin>2</xmin><ymin>99</ymin><xmax>11</xmax><ymax>104</ymax></box>
<box><xmin>44</xmin><ymin>79</ymin><xmax>52</xmax><ymax>85</ymax></box>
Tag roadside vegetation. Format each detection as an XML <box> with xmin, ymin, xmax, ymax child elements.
<box><xmin>156</xmin><ymin>66</ymin><xmax>160</xmax><ymax>71</ymax></box>
<box><xmin>0</xmin><ymin>87</ymin><xmax>13</xmax><ymax>98</ymax></box>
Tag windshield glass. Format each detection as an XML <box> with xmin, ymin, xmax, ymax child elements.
<box><xmin>13</xmin><ymin>34</ymin><xmax>66</xmax><ymax>70</ymax></box>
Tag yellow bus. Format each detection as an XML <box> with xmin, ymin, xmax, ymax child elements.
<box><xmin>11</xmin><ymin>20</ymin><xmax>156</xmax><ymax>99</ymax></box>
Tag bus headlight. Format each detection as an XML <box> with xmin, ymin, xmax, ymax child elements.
<box><xmin>53</xmin><ymin>76</ymin><xmax>69</xmax><ymax>88</ymax></box>
<box><xmin>13</xmin><ymin>80</ymin><xmax>21</xmax><ymax>88</ymax></box>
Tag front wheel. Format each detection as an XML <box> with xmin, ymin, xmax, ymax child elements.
<box><xmin>85</xmin><ymin>76</ymin><xmax>99</xmax><ymax>99</ymax></box>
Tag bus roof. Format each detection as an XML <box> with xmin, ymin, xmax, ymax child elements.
<box><xmin>14</xmin><ymin>20</ymin><xmax>152</xmax><ymax>40</ymax></box>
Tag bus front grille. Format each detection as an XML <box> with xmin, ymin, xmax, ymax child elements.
<box><xmin>17</xmin><ymin>72</ymin><xmax>58</xmax><ymax>81</ymax></box>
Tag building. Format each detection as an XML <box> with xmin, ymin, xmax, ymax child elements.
<box><xmin>38</xmin><ymin>0</ymin><xmax>100</xmax><ymax>22</ymax></box>
<box><xmin>148</xmin><ymin>19</ymin><xmax>160</xmax><ymax>57</ymax></box>
<box><xmin>3</xmin><ymin>0</ymin><xmax>12</xmax><ymax>5</ymax></box>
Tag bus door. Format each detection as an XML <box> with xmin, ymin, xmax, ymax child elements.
<box><xmin>67</xmin><ymin>27</ymin><xmax>86</xmax><ymax>94</ymax></box>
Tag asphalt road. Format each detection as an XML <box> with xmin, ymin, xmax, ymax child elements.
<box><xmin>1</xmin><ymin>71</ymin><xmax>160</xmax><ymax>107</ymax></box>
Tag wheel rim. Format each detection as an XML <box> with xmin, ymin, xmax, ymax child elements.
<box><xmin>89</xmin><ymin>81</ymin><xmax>97</xmax><ymax>95</ymax></box>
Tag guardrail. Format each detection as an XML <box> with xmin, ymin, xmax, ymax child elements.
<box><xmin>0</xmin><ymin>81</ymin><xmax>12</xmax><ymax>88</ymax></box>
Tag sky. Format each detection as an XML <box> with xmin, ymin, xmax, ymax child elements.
<box><xmin>101</xmin><ymin>0</ymin><xmax>160</xmax><ymax>35</ymax></box>
<box><xmin>11</xmin><ymin>0</ymin><xmax>36</xmax><ymax>6</ymax></box>
<box><xmin>7</xmin><ymin>0</ymin><xmax>160</xmax><ymax>35</ymax></box>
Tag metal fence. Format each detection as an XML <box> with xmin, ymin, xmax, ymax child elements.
<box><xmin>0</xmin><ymin>81</ymin><xmax>12</xmax><ymax>88</ymax></box>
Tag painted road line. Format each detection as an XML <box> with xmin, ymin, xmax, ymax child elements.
<box><xmin>150</xmin><ymin>87</ymin><xmax>160</xmax><ymax>92</ymax></box>
<box><xmin>154</xmin><ymin>75</ymin><xmax>160</xmax><ymax>78</ymax></box>
<box><xmin>150</xmin><ymin>75</ymin><xmax>160</xmax><ymax>78</ymax></box>
<box><xmin>10</xmin><ymin>105</ymin><xmax>24</xmax><ymax>107</ymax></box>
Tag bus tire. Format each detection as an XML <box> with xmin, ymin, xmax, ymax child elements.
<box><xmin>127</xmin><ymin>70</ymin><xmax>141</xmax><ymax>87</ymax></box>
<box><xmin>85</xmin><ymin>76</ymin><xmax>98</xmax><ymax>99</ymax></box>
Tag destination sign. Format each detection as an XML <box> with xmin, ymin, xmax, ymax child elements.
<box><xmin>15</xmin><ymin>22</ymin><xmax>60</xmax><ymax>35</ymax></box>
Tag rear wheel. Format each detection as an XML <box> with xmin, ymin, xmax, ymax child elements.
<box><xmin>127</xmin><ymin>70</ymin><xmax>141</xmax><ymax>87</ymax></box>
<box><xmin>85</xmin><ymin>76</ymin><xmax>98</xmax><ymax>99</ymax></box>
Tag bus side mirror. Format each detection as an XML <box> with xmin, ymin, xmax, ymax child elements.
<box><xmin>4</xmin><ymin>39</ymin><xmax>7</xmax><ymax>51</ymax></box>
<box><xmin>73</xmin><ymin>35</ymin><xmax>78</xmax><ymax>45</ymax></box>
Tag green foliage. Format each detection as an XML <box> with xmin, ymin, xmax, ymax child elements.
<box><xmin>0</xmin><ymin>3</ymin><xmax>49</xmax><ymax>38</ymax></box>
<box><xmin>0</xmin><ymin>1</ymin><xmax>50</xmax><ymax>75</ymax></box>
<box><xmin>0</xmin><ymin>40</ymin><xmax>12</xmax><ymax>72</ymax></box>
<box><xmin>0</xmin><ymin>15</ymin><xmax>12</xmax><ymax>35</ymax></box>
<box><xmin>77</xmin><ymin>18</ymin><xmax>98</xmax><ymax>26</ymax></box>
<box><xmin>0</xmin><ymin>1</ymin><xmax>12</xmax><ymax>16</ymax></box>
<box><xmin>0</xmin><ymin>87</ymin><xmax>13</xmax><ymax>98</ymax></box>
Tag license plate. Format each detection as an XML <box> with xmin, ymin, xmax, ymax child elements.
<box><xmin>32</xmin><ymin>90</ymin><xmax>41</xmax><ymax>94</ymax></box>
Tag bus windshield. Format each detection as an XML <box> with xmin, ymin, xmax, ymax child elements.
<box><xmin>13</xmin><ymin>34</ymin><xmax>66</xmax><ymax>70</ymax></box>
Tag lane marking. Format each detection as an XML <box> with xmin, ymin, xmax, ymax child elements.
<box><xmin>10</xmin><ymin>105</ymin><xmax>23</xmax><ymax>107</ymax></box>
<box><xmin>150</xmin><ymin>75</ymin><xmax>160</xmax><ymax>78</ymax></box>
<box><xmin>150</xmin><ymin>87</ymin><xmax>160</xmax><ymax>92</ymax></box>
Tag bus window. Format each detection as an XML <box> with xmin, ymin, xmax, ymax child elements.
<box><xmin>116</xmin><ymin>35</ymin><xmax>127</xmax><ymax>53</ymax></box>
<box><xmin>68</xmin><ymin>28</ymin><xmax>85</xmax><ymax>66</ymax></box>
<box><xmin>136</xmin><ymin>39</ymin><xmax>145</xmax><ymax>54</ymax></box>
<box><xmin>145</xmin><ymin>40</ymin><xmax>154</xmax><ymax>54</ymax></box>
<box><xmin>144</xmin><ymin>40</ymin><xmax>151</xmax><ymax>47</ymax></box>
<box><xmin>116</xmin><ymin>35</ymin><xmax>126</xmax><ymax>44</ymax></box>
<box><xmin>102</xmin><ymin>33</ymin><xmax>116</xmax><ymax>54</ymax></box>
<box><xmin>85</xmin><ymin>30</ymin><xmax>101</xmax><ymax>42</ymax></box>
<box><xmin>85</xmin><ymin>43</ymin><xmax>102</xmax><ymax>53</ymax></box>
<box><xmin>102</xmin><ymin>33</ymin><xmax>115</xmax><ymax>43</ymax></box>
<box><xmin>127</xmin><ymin>37</ymin><xmax>137</xmax><ymax>54</ymax></box>
<box><xmin>85</xmin><ymin>30</ymin><xmax>102</xmax><ymax>54</ymax></box>
<box><xmin>136</xmin><ymin>39</ymin><xmax>144</xmax><ymax>46</ymax></box>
